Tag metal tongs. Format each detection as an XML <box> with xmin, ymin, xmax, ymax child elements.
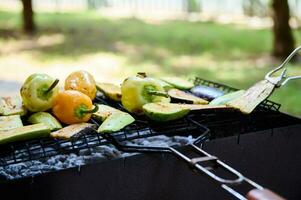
<box><xmin>228</xmin><ymin>45</ymin><xmax>301</xmax><ymax>114</ymax></box>
<box><xmin>265</xmin><ymin>45</ymin><xmax>301</xmax><ymax>87</ymax></box>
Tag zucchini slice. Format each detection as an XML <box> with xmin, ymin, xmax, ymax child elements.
<box><xmin>96</xmin><ymin>82</ymin><xmax>122</xmax><ymax>101</ymax></box>
<box><xmin>209</xmin><ymin>90</ymin><xmax>245</xmax><ymax>106</ymax></box>
<box><xmin>98</xmin><ymin>112</ymin><xmax>135</xmax><ymax>133</ymax></box>
<box><xmin>50</xmin><ymin>123</ymin><xmax>96</xmax><ymax>140</ymax></box>
<box><xmin>0</xmin><ymin>115</ymin><xmax>23</xmax><ymax>131</ymax></box>
<box><xmin>143</xmin><ymin>102</ymin><xmax>190</xmax><ymax>122</ymax></box>
<box><xmin>0</xmin><ymin>96</ymin><xmax>27</xmax><ymax>116</ymax></box>
<box><xmin>92</xmin><ymin>104</ymin><xmax>122</xmax><ymax>122</ymax></box>
<box><xmin>28</xmin><ymin>112</ymin><xmax>62</xmax><ymax>131</ymax></box>
<box><xmin>0</xmin><ymin>123</ymin><xmax>50</xmax><ymax>145</ymax></box>
<box><xmin>168</xmin><ymin>89</ymin><xmax>208</xmax><ymax>104</ymax></box>
<box><xmin>161</xmin><ymin>77</ymin><xmax>194</xmax><ymax>90</ymax></box>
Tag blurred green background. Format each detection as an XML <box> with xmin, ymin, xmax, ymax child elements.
<box><xmin>0</xmin><ymin>0</ymin><xmax>300</xmax><ymax>115</ymax></box>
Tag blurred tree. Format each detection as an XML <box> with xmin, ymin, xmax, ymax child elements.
<box><xmin>186</xmin><ymin>0</ymin><xmax>201</xmax><ymax>13</ymax></box>
<box><xmin>243</xmin><ymin>0</ymin><xmax>267</xmax><ymax>17</ymax></box>
<box><xmin>272</xmin><ymin>0</ymin><xmax>295</xmax><ymax>58</ymax></box>
<box><xmin>21</xmin><ymin>0</ymin><xmax>36</xmax><ymax>33</ymax></box>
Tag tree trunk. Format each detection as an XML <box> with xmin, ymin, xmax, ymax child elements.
<box><xmin>271</xmin><ymin>0</ymin><xmax>295</xmax><ymax>59</ymax></box>
<box><xmin>21</xmin><ymin>0</ymin><xmax>36</xmax><ymax>33</ymax></box>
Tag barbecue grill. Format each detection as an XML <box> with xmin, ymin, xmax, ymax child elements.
<box><xmin>1</xmin><ymin>78</ymin><xmax>300</xmax><ymax>200</ymax></box>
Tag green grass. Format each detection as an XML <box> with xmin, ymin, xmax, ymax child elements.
<box><xmin>0</xmin><ymin>9</ymin><xmax>301</xmax><ymax>116</ymax></box>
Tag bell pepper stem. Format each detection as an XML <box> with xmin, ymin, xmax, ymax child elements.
<box><xmin>147</xmin><ymin>90</ymin><xmax>169</xmax><ymax>98</ymax></box>
<box><xmin>45</xmin><ymin>79</ymin><xmax>59</xmax><ymax>94</ymax></box>
<box><xmin>80</xmin><ymin>104</ymin><xmax>99</xmax><ymax>114</ymax></box>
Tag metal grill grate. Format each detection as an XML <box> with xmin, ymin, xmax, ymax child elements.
<box><xmin>0</xmin><ymin>78</ymin><xmax>284</xmax><ymax>167</ymax></box>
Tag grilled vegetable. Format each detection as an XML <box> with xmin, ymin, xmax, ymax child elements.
<box><xmin>98</xmin><ymin>112</ymin><xmax>135</xmax><ymax>133</ymax></box>
<box><xmin>190</xmin><ymin>86</ymin><xmax>224</xmax><ymax>100</ymax></box>
<box><xmin>168</xmin><ymin>89</ymin><xmax>208</xmax><ymax>104</ymax></box>
<box><xmin>50</xmin><ymin>123</ymin><xmax>96</xmax><ymax>139</ymax></box>
<box><xmin>28</xmin><ymin>112</ymin><xmax>62</xmax><ymax>131</ymax></box>
<box><xmin>52</xmin><ymin>90</ymin><xmax>98</xmax><ymax>125</ymax></box>
<box><xmin>161</xmin><ymin>77</ymin><xmax>194</xmax><ymax>90</ymax></box>
<box><xmin>121</xmin><ymin>73</ymin><xmax>170</xmax><ymax>115</ymax></box>
<box><xmin>227</xmin><ymin>80</ymin><xmax>275</xmax><ymax>114</ymax></box>
<box><xmin>176</xmin><ymin>103</ymin><xmax>227</xmax><ymax>111</ymax></box>
<box><xmin>0</xmin><ymin>115</ymin><xmax>23</xmax><ymax>131</ymax></box>
<box><xmin>0</xmin><ymin>96</ymin><xmax>27</xmax><ymax>116</ymax></box>
<box><xmin>153</xmin><ymin>78</ymin><xmax>174</xmax><ymax>91</ymax></box>
<box><xmin>92</xmin><ymin>104</ymin><xmax>122</xmax><ymax>122</ymax></box>
<box><xmin>209</xmin><ymin>90</ymin><xmax>245</xmax><ymax>106</ymax></box>
<box><xmin>65</xmin><ymin>70</ymin><xmax>97</xmax><ymax>100</ymax></box>
<box><xmin>20</xmin><ymin>74</ymin><xmax>59</xmax><ymax>112</ymax></box>
<box><xmin>0</xmin><ymin>123</ymin><xmax>50</xmax><ymax>145</ymax></box>
<box><xmin>96</xmin><ymin>82</ymin><xmax>122</xmax><ymax>101</ymax></box>
<box><xmin>143</xmin><ymin>102</ymin><xmax>190</xmax><ymax>122</ymax></box>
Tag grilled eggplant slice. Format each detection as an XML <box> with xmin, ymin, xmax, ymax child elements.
<box><xmin>92</xmin><ymin>104</ymin><xmax>121</xmax><ymax>122</ymax></box>
<box><xmin>227</xmin><ymin>80</ymin><xmax>275</xmax><ymax>114</ymax></box>
<box><xmin>143</xmin><ymin>102</ymin><xmax>190</xmax><ymax>122</ymax></box>
<box><xmin>50</xmin><ymin>123</ymin><xmax>96</xmax><ymax>139</ymax></box>
<box><xmin>209</xmin><ymin>90</ymin><xmax>245</xmax><ymax>106</ymax></box>
<box><xmin>190</xmin><ymin>86</ymin><xmax>224</xmax><ymax>100</ymax></box>
<box><xmin>0</xmin><ymin>115</ymin><xmax>23</xmax><ymax>131</ymax></box>
<box><xmin>96</xmin><ymin>82</ymin><xmax>122</xmax><ymax>101</ymax></box>
<box><xmin>0</xmin><ymin>123</ymin><xmax>50</xmax><ymax>145</ymax></box>
<box><xmin>98</xmin><ymin>112</ymin><xmax>135</xmax><ymax>133</ymax></box>
<box><xmin>168</xmin><ymin>88</ymin><xmax>208</xmax><ymax>104</ymax></box>
<box><xmin>0</xmin><ymin>96</ymin><xmax>27</xmax><ymax>116</ymax></box>
<box><xmin>161</xmin><ymin>77</ymin><xmax>194</xmax><ymax>90</ymax></box>
<box><xmin>28</xmin><ymin>112</ymin><xmax>62</xmax><ymax>131</ymax></box>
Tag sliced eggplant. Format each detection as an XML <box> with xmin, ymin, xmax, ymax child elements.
<box><xmin>50</xmin><ymin>123</ymin><xmax>96</xmax><ymax>139</ymax></box>
<box><xmin>92</xmin><ymin>104</ymin><xmax>123</xmax><ymax>122</ymax></box>
<box><xmin>0</xmin><ymin>123</ymin><xmax>50</xmax><ymax>145</ymax></box>
<box><xmin>98</xmin><ymin>112</ymin><xmax>135</xmax><ymax>133</ymax></box>
<box><xmin>161</xmin><ymin>77</ymin><xmax>194</xmax><ymax>90</ymax></box>
<box><xmin>143</xmin><ymin>102</ymin><xmax>190</xmax><ymax>122</ymax></box>
<box><xmin>96</xmin><ymin>82</ymin><xmax>122</xmax><ymax>101</ymax></box>
<box><xmin>227</xmin><ymin>80</ymin><xmax>275</xmax><ymax>114</ymax></box>
<box><xmin>168</xmin><ymin>88</ymin><xmax>208</xmax><ymax>104</ymax></box>
<box><xmin>0</xmin><ymin>115</ymin><xmax>23</xmax><ymax>131</ymax></box>
<box><xmin>190</xmin><ymin>86</ymin><xmax>224</xmax><ymax>100</ymax></box>
<box><xmin>0</xmin><ymin>96</ymin><xmax>27</xmax><ymax>116</ymax></box>
<box><xmin>28</xmin><ymin>112</ymin><xmax>62</xmax><ymax>131</ymax></box>
<box><xmin>209</xmin><ymin>90</ymin><xmax>245</xmax><ymax>106</ymax></box>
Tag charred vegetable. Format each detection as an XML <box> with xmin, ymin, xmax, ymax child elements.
<box><xmin>121</xmin><ymin>73</ymin><xmax>170</xmax><ymax>115</ymax></box>
<box><xmin>227</xmin><ymin>80</ymin><xmax>275</xmax><ymax>114</ymax></box>
<box><xmin>168</xmin><ymin>89</ymin><xmax>208</xmax><ymax>104</ymax></box>
<box><xmin>52</xmin><ymin>90</ymin><xmax>98</xmax><ymax>125</ymax></box>
<box><xmin>65</xmin><ymin>70</ymin><xmax>97</xmax><ymax>100</ymax></box>
<box><xmin>96</xmin><ymin>83</ymin><xmax>122</xmax><ymax>101</ymax></box>
<box><xmin>92</xmin><ymin>104</ymin><xmax>122</xmax><ymax>122</ymax></box>
<box><xmin>20</xmin><ymin>74</ymin><xmax>59</xmax><ymax>112</ymax></box>
<box><xmin>0</xmin><ymin>115</ymin><xmax>23</xmax><ymax>131</ymax></box>
<box><xmin>143</xmin><ymin>102</ymin><xmax>190</xmax><ymax>122</ymax></box>
<box><xmin>28</xmin><ymin>112</ymin><xmax>62</xmax><ymax>131</ymax></box>
<box><xmin>98</xmin><ymin>112</ymin><xmax>135</xmax><ymax>133</ymax></box>
<box><xmin>161</xmin><ymin>77</ymin><xmax>194</xmax><ymax>90</ymax></box>
<box><xmin>190</xmin><ymin>86</ymin><xmax>224</xmax><ymax>100</ymax></box>
<box><xmin>0</xmin><ymin>96</ymin><xmax>27</xmax><ymax>116</ymax></box>
<box><xmin>0</xmin><ymin>123</ymin><xmax>50</xmax><ymax>145</ymax></box>
<box><xmin>209</xmin><ymin>90</ymin><xmax>245</xmax><ymax>106</ymax></box>
<box><xmin>50</xmin><ymin>123</ymin><xmax>96</xmax><ymax>139</ymax></box>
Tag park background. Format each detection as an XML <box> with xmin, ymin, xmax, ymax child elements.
<box><xmin>0</xmin><ymin>0</ymin><xmax>300</xmax><ymax>115</ymax></box>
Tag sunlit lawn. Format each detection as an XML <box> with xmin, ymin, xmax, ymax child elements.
<box><xmin>0</xmin><ymin>9</ymin><xmax>301</xmax><ymax>115</ymax></box>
